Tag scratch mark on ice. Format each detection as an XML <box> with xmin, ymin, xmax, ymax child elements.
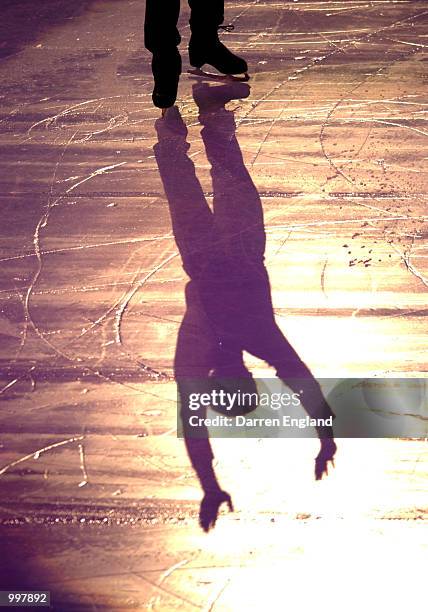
<box><xmin>0</xmin><ymin>435</ymin><xmax>85</xmax><ymax>477</ymax></box>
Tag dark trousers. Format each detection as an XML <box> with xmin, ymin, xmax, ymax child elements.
<box><xmin>144</xmin><ymin>0</ymin><xmax>225</xmax><ymax>53</ymax></box>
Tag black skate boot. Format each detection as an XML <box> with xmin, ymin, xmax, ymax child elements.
<box><xmin>151</xmin><ymin>48</ymin><xmax>182</xmax><ymax>110</ymax></box>
<box><xmin>189</xmin><ymin>25</ymin><xmax>248</xmax><ymax>76</ymax></box>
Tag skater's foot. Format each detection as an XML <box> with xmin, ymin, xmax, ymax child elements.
<box><xmin>189</xmin><ymin>26</ymin><xmax>248</xmax><ymax>76</ymax></box>
<box><xmin>151</xmin><ymin>48</ymin><xmax>182</xmax><ymax>109</ymax></box>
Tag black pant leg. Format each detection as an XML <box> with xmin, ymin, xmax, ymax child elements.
<box><xmin>144</xmin><ymin>0</ymin><xmax>181</xmax><ymax>53</ymax></box>
<box><xmin>188</xmin><ymin>0</ymin><xmax>225</xmax><ymax>33</ymax></box>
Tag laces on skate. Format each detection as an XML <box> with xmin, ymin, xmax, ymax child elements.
<box><xmin>218</xmin><ymin>24</ymin><xmax>235</xmax><ymax>32</ymax></box>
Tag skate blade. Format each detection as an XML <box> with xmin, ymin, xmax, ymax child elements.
<box><xmin>188</xmin><ymin>68</ymin><xmax>250</xmax><ymax>83</ymax></box>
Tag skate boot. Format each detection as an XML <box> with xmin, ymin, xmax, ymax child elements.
<box><xmin>189</xmin><ymin>25</ymin><xmax>248</xmax><ymax>76</ymax></box>
<box><xmin>151</xmin><ymin>48</ymin><xmax>182</xmax><ymax>110</ymax></box>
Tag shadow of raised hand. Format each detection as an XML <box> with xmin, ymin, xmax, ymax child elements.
<box><xmin>315</xmin><ymin>439</ymin><xmax>337</xmax><ymax>480</ymax></box>
<box><xmin>199</xmin><ymin>489</ymin><xmax>234</xmax><ymax>532</ymax></box>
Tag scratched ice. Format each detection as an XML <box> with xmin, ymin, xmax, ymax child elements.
<box><xmin>0</xmin><ymin>1</ymin><xmax>427</xmax><ymax>610</ymax></box>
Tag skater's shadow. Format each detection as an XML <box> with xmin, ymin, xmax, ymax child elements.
<box><xmin>153</xmin><ymin>83</ymin><xmax>335</xmax><ymax>531</ymax></box>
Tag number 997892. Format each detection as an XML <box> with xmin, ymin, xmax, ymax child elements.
<box><xmin>0</xmin><ymin>591</ymin><xmax>50</xmax><ymax>607</ymax></box>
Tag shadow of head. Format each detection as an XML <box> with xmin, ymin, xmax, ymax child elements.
<box><xmin>208</xmin><ymin>371</ymin><xmax>259</xmax><ymax>416</ymax></box>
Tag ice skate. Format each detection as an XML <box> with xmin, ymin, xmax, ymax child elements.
<box><xmin>189</xmin><ymin>24</ymin><xmax>249</xmax><ymax>81</ymax></box>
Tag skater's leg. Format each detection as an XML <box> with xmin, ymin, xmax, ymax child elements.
<box><xmin>188</xmin><ymin>0</ymin><xmax>248</xmax><ymax>75</ymax></box>
<box><xmin>144</xmin><ymin>0</ymin><xmax>181</xmax><ymax>53</ymax></box>
<box><xmin>188</xmin><ymin>0</ymin><xmax>224</xmax><ymax>31</ymax></box>
<box><xmin>144</xmin><ymin>0</ymin><xmax>182</xmax><ymax>109</ymax></box>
